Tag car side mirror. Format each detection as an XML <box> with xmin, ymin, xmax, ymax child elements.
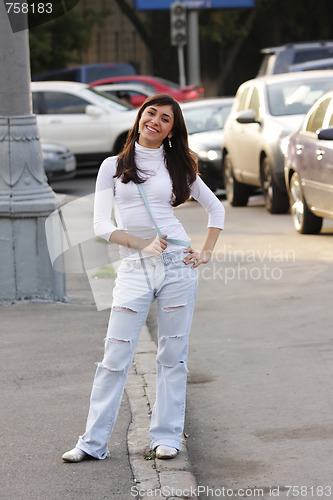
<box><xmin>317</xmin><ymin>127</ymin><xmax>333</xmax><ymax>141</ymax></box>
<box><xmin>236</xmin><ymin>109</ymin><xmax>261</xmax><ymax>124</ymax></box>
<box><xmin>86</xmin><ymin>105</ymin><xmax>103</xmax><ymax>117</ymax></box>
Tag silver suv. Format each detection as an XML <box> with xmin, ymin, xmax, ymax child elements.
<box><xmin>257</xmin><ymin>41</ymin><xmax>333</xmax><ymax>76</ymax></box>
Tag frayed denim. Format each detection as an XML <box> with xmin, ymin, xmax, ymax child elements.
<box><xmin>76</xmin><ymin>251</ymin><xmax>198</xmax><ymax>459</ymax></box>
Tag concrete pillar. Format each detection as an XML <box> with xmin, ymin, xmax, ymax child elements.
<box><xmin>0</xmin><ymin>5</ymin><xmax>65</xmax><ymax>301</ymax></box>
<box><xmin>187</xmin><ymin>10</ymin><xmax>201</xmax><ymax>86</ymax></box>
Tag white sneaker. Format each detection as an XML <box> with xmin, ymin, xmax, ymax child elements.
<box><xmin>155</xmin><ymin>445</ymin><xmax>178</xmax><ymax>459</ymax></box>
<box><xmin>62</xmin><ymin>447</ymin><xmax>89</xmax><ymax>463</ymax></box>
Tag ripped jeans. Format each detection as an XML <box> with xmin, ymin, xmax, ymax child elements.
<box><xmin>76</xmin><ymin>250</ymin><xmax>198</xmax><ymax>459</ymax></box>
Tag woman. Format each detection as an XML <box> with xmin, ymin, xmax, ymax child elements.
<box><xmin>62</xmin><ymin>94</ymin><xmax>225</xmax><ymax>462</ymax></box>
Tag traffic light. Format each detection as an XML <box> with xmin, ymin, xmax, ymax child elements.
<box><xmin>170</xmin><ymin>2</ymin><xmax>187</xmax><ymax>46</ymax></box>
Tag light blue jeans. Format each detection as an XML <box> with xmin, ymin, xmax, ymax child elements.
<box><xmin>77</xmin><ymin>250</ymin><xmax>198</xmax><ymax>459</ymax></box>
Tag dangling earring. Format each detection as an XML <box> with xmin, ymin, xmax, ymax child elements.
<box><xmin>168</xmin><ymin>137</ymin><xmax>172</xmax><ymax>148</ymax></box>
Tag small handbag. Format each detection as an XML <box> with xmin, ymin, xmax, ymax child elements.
<box><xmin>136</xmin><ymin>183</ymin><xmax>189</xmax><ymax>247</ymax></box>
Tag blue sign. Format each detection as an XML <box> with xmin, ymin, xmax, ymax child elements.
<box><xmin>135</xmin><ymin>0</ymin><xmax>255</xmax><ymax>9</ymax></box>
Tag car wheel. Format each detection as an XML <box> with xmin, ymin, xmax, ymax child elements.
<box><xmin>223</xmin><ymin>153</ymin><xmax>250</xmax><ymax>206</ymax></box>
<box><xmin>201</xmin><ymin>168</ymin><xmax>219</xmax><ymax>192</ymax></box>
<box><xmin>289</xmin><ymin>172</ymin><xmax>323</xmax><ymax>234</ymax></box>
<box><xmin>261</xmin><ymin>156</ymin><xmax>289</xmax><ymax>214</ymax></box>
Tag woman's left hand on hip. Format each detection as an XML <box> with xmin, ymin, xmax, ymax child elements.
<box><xmin>183</xmin><ymin>248</ymin><xmax>212</xmax><ymax>268</ymax></box>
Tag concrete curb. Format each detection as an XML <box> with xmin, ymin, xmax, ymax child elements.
<box><xmin>125</xmin><ymin>326</ymin><xmax>198</xmax><ymax>500</ymax></box>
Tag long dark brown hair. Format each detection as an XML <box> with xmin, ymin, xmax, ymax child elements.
<box><xmin>115</xmin><ymin>94</ymin><xmax>198</xmax><ymax>206</ymax></box>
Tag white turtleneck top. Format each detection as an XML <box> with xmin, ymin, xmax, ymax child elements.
<box><xmin>94</xmin><ymin>142</ymin><xmax>225</xmax><ymax>257</ymax></box>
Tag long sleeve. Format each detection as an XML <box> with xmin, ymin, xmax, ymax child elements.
<box><xmin>190</xmin><ymin>175</ymin><xmax>225</xmax><ymax>230</ymax></box>
<box><xmin>93</xmin><ymin>157</ymin><xmax>118</xmax><ymax>242</ymax></box>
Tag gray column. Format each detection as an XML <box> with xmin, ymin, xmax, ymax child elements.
<box><xmin>0</xmin><ymin>5</ymin><xmax>65</xmax><ymax>301</ymax></box>
<box><xmin>187</xmin><ymin>10</ymin><xmax>201</xmax><ymax>86</ymax></box>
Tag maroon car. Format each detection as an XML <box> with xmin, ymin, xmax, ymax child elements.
<box><xmin>89</xmin><ymin>75</ymin><xmax>204</xmax><ymax>102</ymax></box>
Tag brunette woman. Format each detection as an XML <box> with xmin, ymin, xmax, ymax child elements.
<box><xmin>62</xmin><ymin>94</ymin><xmax>224</xmax><ymax>462</ymax></box>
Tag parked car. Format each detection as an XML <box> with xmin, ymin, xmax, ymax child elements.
<box><xmin>181</xmin><ymin>98</ymin><xmax>234</xmax><ymax>191</ymax></box>
<box><xmin>31</xmin><ymin>81</ymin><xmax>138</xmax><ymax>167</ymax></box>
<box><xmin>41</xmin><ymin>141</ymin><xmax>76</xmax><ymax>181</ymax></box>
<box><xmin>222</xmin><ymin>71</ymin><xmax>333</xmax><ymax>213</ymax></box>
<box><xmin>94</xmin><ymin>83</ymin><xmax>153</xmax><ymax>107</ymax></box>
<box><xmin>89</xmin><ymin>75</ymin><xmax>205</xmax><ymax>102</ymax></box>
<box><xmin>257</xmin><ymin>41</ymin><xmax>333</xmax><ymax>76</ymax></box>
<box><xmin>284</xmin><ymin>90</ymin><xmax>333</xmax><ymax>234</ymax></box>
<box><xmin>290</xmin><ymin>58</ymin><xmax>333</xmax><ymax>72</ymax></box>
<box><xmin>32</xmin><ymin>63</ymin><xmax>136</xmax><ymax>83</ymax></box>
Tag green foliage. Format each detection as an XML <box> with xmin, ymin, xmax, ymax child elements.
<box><xmin>91</xmin><ymin>265</ymin><xmax>117</xmax><ymax>280</ymax></box>
<box><xmin>197</xmin><ymin>0</ymin><xmax>333</xmax><ymax>95</ymax></box>
<box><xmin>29</xmin><ymin>9</ymin><xmax>111</xmax><ymax>76</ymax></box>
<box><xmin>199</xmin><ymin>9</ymin><xmax>249</xmax><ymax>46</ymax></box>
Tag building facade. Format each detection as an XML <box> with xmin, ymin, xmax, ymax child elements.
<box><xmin>75</xmin><ymin>0</ymin><xmax>151</xmax><ymax>74</ymax></box>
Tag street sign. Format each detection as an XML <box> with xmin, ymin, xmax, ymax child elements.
<box><xmin>135</xmin><ymin>0</ymin><xmax>255</xmax><ymax>9</ymax></box>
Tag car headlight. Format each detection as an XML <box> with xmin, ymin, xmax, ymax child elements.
<box><xmin>197</xmin><ymin>149</ymin><xmax>222</xmax><ymax>161</ymax></box>
<box><xmin>42</xmin><ymin>150</ymin><xmax>58</xmax><ymax>162</ymax></box>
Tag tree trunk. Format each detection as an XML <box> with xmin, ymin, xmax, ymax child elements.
<box><xmin>215</xmin><ymin>5</ymin><xmax>259</xmax><ymax>94</ymax></box>
<box><xmin>113</xmin><ymin>0</ymin><xmax>152</xmax><ymax>48</ymax></box>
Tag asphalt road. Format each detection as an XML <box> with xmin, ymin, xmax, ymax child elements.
<box><xmin>176</xmin><ymin>195</ymin><xmax>333</xmax><ymax>500</ymax></box>
<box><xmin>50</xmin><ymin>173</ymin><xmax>333</xmax><ymax>500</ymax></box>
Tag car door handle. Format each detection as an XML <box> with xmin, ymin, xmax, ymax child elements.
<box><xmin>316</xmin><ymin>149</ymin><xmax>325</xmax><ymax>160</ymax></box>
<box><xmin>296</xmin><ymin>144</ymin><xmax>304</xmax><ymax>154</ymax></box>
<box><xmin>49</xmin><ymin>119</ymin><xmax>63</xmax><ymax>124</ymax></box>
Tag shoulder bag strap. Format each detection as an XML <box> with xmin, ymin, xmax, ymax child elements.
<box><xmin>136</xmin><ymin>183</ymin><xmax>189</xmax><ymax>247</ymax></box>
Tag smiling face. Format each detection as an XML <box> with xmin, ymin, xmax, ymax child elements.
<box><xmin>138</xmin><ymin>104</ymin><xmax>174</xmax><ymax>149</ymax></box>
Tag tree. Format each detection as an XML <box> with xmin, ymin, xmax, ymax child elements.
<box><xmin>198</xmin><ymin>0</ymin><xmax>333</xmax><ymax>95</ymax></box>
<box><xmin>29</xmin><ymin>9</ymin><xmax>110</xmax><ymax>76</ymax></box>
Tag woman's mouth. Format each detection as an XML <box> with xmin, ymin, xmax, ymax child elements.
<box><xmin>146</xmin><ymin>125</ymin><xmax>158</xmax><ymax>134</ymax></box>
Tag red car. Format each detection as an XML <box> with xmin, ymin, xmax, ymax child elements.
<box><xmin>89</xmin><ymin>75</ymin><xmax>204</xmax><ymax>102</ymax></box>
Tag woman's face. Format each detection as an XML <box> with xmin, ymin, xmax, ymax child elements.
<box><xmin>138</xmin><ymin>104</ymin><xmax>174</xmax><ymax>149</ymax></box>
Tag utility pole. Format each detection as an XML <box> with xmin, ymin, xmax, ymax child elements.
<box><xmin>187</xmin><ymin>9</ymin><xmax>201</xmax><ymax>85</ymax></box>
<box><xmin>0</xmin><ymin>4</ymin><xmax>65</xmax><ymax>301</ymax></box>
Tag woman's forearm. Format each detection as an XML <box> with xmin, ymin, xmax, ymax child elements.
<box><xmin>109</xmin><ymin>229</ymin><xmax>168</xmax><ymax>255</ymax></box>
<box><xmin>109</xmin><ymin>229</ymin><xmax>145</xmax><ymax>250</ymax></box>
<box><xmin>200</xmin><ymin>227</ymin><xmax>222</xmax><ymax>255</ymax></box>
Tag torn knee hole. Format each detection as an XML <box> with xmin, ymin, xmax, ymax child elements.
<box><xmin>113</xmin><ymin>306</ymin><xmax>137</xmax><ymax>314</ymax></box>
<box><xmin>163</xmin><ymin>305</ymin><xmax>185</xmax><ymax>312</ymax></box>
<box><xmin>107</xmin><ymin>337</ymin><xmax>130</xmax><ymax>344</ymax></box>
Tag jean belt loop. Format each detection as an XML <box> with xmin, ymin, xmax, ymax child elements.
<box><xmin>161</xmin><ymin>253</ymin><xmax>169</xmax><ymax>266</ymax></box>
<box><xmin>135</xmin><ymin>259</ymin><xmax>141</xmax><ymax>269</ymax></box>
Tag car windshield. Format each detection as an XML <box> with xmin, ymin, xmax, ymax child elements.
<box><xmin>183</xmin><ymin>104</ymin><xmax>233</xmax><ymax>134</ymax></box>
<box><xmin>152</xmin><ymin>76</ymin><xmax>180</xmax><ymax>89</ymax></box>
<box><xmin>267</xmin><ymin>78</ymin><xmax>333</xmax><ymax>116</ymax></box>
<box><xmin>84</xmin><ymin>88</ymin><xmax>133</xmax><ymax>111</ymax></box>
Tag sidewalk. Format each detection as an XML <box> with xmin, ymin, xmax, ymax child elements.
<box><xmin>1</xmin><ymin>271</ymin><xmax>198</xmax><ymax>500</ymax></box>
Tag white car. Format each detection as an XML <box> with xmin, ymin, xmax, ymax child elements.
<box><xmin>93</xmin><ymin>83</ymin><xmax>153</xmax><ymax>107</ymax></box>
<box><xmin>31</xmin><ymin>81</ymin><xmax>138</xmax><ymax>167</ymax></box>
